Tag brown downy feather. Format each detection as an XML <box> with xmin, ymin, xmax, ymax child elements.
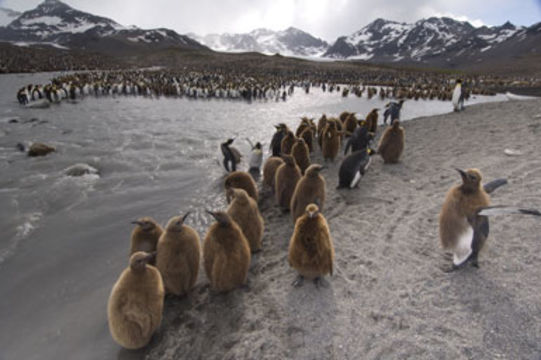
<box><xmin>224</xmin><ymin>171</ymin><xmax>258</xmax><ymax>202</ymax></box>
<box><xmin>377</xmin><ymin>119</ymin><xmax>404</xmax><ymax>164</ymax></box>
<box><xmin>227</xmin><ymin>188</ymin><xmax>264</xmax><ymax>253</ymax></box>
<box><xmin>275</xmin><ymin>154</ymin><xmax>302</xmax><ymax>209</ymax></box>
<box><xmin>288</xmin><ymin>204</ymin><xmax>334</xmax><ymax>279</ymax></box>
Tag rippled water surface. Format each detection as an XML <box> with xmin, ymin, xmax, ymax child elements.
<box><xmin>0</xmin><ymin>72</ymin><xmax>508</xmax><ymax>360</ymax></box>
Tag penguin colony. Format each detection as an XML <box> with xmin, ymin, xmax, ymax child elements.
<box><xmin>107</xmin><ymin>105</ymin><xmax>540</xmax><ymax>350</ymax></box>
<box><xmin>16</xmin><ymin>69</ymin><xmax>511</xmax><ymax>108</ymax></box>
<box><xmin>107</xmin><ymin>108</ymin><xmax>402</xmax><ymax>349</ymax></box>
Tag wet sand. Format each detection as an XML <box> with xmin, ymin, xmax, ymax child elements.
<box><xmin>143</xmin><ymin>99</ymin><xmax>541</xmax><ymax>359</ymax></box>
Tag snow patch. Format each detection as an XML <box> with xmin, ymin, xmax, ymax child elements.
<box><xmin>20</xmin><ymin>15</ymin><xmax>63</xmax><ymax>26</ymax></box>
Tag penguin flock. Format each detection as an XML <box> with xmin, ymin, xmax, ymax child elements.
<box><xmin>15</xmin><ymin>69</ymin><xmax>511</xmax><ymax>108</ymax></box>
<box><xmin>107</xmin><ymin>104</ymin><xmax>540</xmax><ymax>351</ymax></box>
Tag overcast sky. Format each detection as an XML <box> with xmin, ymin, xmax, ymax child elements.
<box><xmin>2</xmin><ymin>0</ymin><xmax>540</xmax><ymax>41</ymax></box>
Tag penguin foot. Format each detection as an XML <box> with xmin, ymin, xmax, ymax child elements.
<box><xmin>292</xmin><ymin>275</ymin><xmax>304</xmax><ymax>287</ymax></box>
<box><xmin>313</xmin><ymin>277</ymin><xmax>329</xmax><ymax>289</ymax></box>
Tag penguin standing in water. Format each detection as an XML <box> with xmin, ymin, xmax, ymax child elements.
<box><xmin>221</xmin><ymin>138</ymin><xmax>241</xmax><ymax>172</ymax></box>
<box><xmin>337</xmin><ymin>149</ymin><xmax>373</xmax><ymax>189</ymax></box>
<box><xmin>246</xmin><ymin>139</ymin><xmax>263</xmax><ymax>177</ymax></box>
<box><xmin>439</xmin><ymin>168</ymin><xmax>540</xmax><ymax>271</ymax></box>
<box><xmin>383</xmin><ymin>99</ymin><xmax>404</xmax><ymax>125</ymax></box>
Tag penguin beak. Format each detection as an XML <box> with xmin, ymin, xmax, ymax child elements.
<box><xmin>181</xmin><ymin>211</ymin><xmax>191</xmax><ymax>223</ymax></box>
<box><xmin>205</xmin><ymin>210</ymin><xmax>218</xmax><ymax>220</ymax></box>
<box><xmin>455</xmin><ymin>168</ymin><xmax>467</xmax><ymax>180</ymax></box>
<box><xmin>144</xmin><ymin>251</ymin><xmax>157</xmax><ymax>263</ymax></box>
<box><xmin>308</xmin><ymin>210</ymin><xmax>318</xmax><ymax>218</ymax></box>
<box><xmin>131</xmin><ymin>220</ymin><xmax>143</xmax><ymax>226</ymax></box>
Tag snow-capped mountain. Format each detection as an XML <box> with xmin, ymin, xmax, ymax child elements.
<box><xmin>191</xmin><ymin>27</ymin><xmax>329</xmax><ymax>57</ymax></box>
<box><xmin>324</xmin><ymin>17</ymin><xmax>529</xmax><ymax>64</ymax></box>
<box><xmin>0</xmin><ymin>7</ymin><xmax>21</xmax><ymax>27</ymax></box>
<box><xmin>0</xmin><ymin>0</ymin><xmax>205</xmax><ymax>52</ymax></box>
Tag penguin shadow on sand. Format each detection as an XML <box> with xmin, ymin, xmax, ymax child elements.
<box><xmin>447</xmin><ymin>270</ymin><xmax>541</xmax><ymax>357</ymax></box>
<box><xmin>285</xmin><ymin>281</ymin><xmax>338</xmax><ymax>359</ymax></box>
<box><xmin>116</xmin><ymin>347</ymin><xmax>148</xmax><ymax>360</ymax></box>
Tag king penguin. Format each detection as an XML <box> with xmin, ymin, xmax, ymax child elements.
<box><xmin>337</xmin><ymin>149</ymin><xmax>373</xmax><ymax>189</ymax></box>
<box><xmin>439</xmin><ymin>168</ymin><xmax>540</xmax><ymax>270</ymax></box>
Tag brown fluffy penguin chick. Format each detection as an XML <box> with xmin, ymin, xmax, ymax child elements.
<box><xmin>275</xmin><ymin>154</ymin><xmax>302</xmax><ymax>210</ymax></box>
<box><xmin>290</xmin><ymin>164</ymin><xmax>326</xmax><ymax>222</ymax></box>
<box><xmin>130</xmin><ymin>217</ymin><xmax>163</xmax><ymax>256</ymax></box>
<box><xmin>288</xmin><ymin>204</ymin><xmax>334</xmax><ymax>287</ymax></box>
<box><xmin>377</xmin><ymin>119</ymin><xmax>404</xmax><ymax>164</ymax></box>
<box><xmin>227</xmin><ymin>188</ymin><xmax>264</xmax><ymax>253</ymax></box>
<box><xmin>203</xmin><ymin>211</ymin><xmax>251</xmax><ymax>292</ymax></box>
<box><xmin>107</xmin><ymin>252</ymin><xmax>164</xmax><ymax>349</ymax></box>
<box><xmin>343</xmin><ymin>113</ymin><xmax>358</xmax><ymax>136</ymax></box>
<box><xmin>300</xmin><ymin>127</ymin><xmax>314</xmax><ymax>152</ymax></box>
<box><xmin>291</xmin><ymin>138</ymin><xmax>311</xmax><ymax>174</ymax></box>
<box><xmin>156</xmin><ymin>213</ymin><xmax>200</xmax><ymax>296</ymax></box>
<box><xmin>339</xmin><ymin>111</ymin><xmax>351</xmax><ymax>124</ymax></box>
<box><xmin>317</xmin><ymin>114</ymin><xmax>328</xmax><ymax>139</ymax></box>
<box><xmin>295</xmin><ymin>117</ymin><xmax>311</xmax><ymax>137</ymax></box>
<box><xmin>225</xmin><ymin>171</ymin><xmax>258</xmax><ymax>203</ymax></box>
<box><xmin>439</xmin><ymin>169</ymin><xmax>490</xmax><ymax>268</ymax></box>
<box><xmin>366</xmin><ymin>108</ymin><xmax>379</xmax><ymax>134</ymax></box>
<box><xmin>321</xmin><ymin>121</ymin><xmax>341</xmax><ymax>161</ymax></box>
<box><xmin>280</xmin><ymin>130</ymin><xmax>296</xmax><ymax>155</ymax></box>
<box><xmin>263</xmin><ymin>156</ymin><xmax>284</xmax><ymax>190</ymax></box>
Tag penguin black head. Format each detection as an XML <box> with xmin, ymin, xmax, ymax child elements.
<box><xmin>206</xmin><ymin>210</ymin><xmax>232</xmax><ymax>227</ymax></box>
<box><xmin>255</xmin><ymin>142</ymin><xmax>262</xmax><ymax>149</ymax></box>
<box><xmin>456</xmin><ymin>168</ymin><xmax>482</xmax><ymax>193</ymax></box>
<box><xmin>129</xmin><ymin>251</ymin><xmax>155</xmax><ymax>271</ymax></box>
<box><xmin>226</xmin><ymin>138</ymin><xmax>235</xmax><ymax>145</ymax></box>
<box><xmin>305</xmin><ymin>203</ymin><xmax>320</xmax><ymax>219</ymax></box>
<box><xmin>457</xmin><ymin>79</ymin><xmax>462</xmax><ymax>84</ymax></box>
<box><xmin>131</xmin><ymin>217</ymin><xmax>158</xmax><ymax>232</ymax></box>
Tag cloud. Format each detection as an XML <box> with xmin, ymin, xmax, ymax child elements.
<box><xmin>2</xmin><ymin>0</ymin><xmax>539</xmax><ymax>42</ymax></box>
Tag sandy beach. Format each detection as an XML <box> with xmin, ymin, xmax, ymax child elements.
<box><xmin>138</xmin><ymin>98</ymin><xmax>541</xmax><ymax>360</ymax></box>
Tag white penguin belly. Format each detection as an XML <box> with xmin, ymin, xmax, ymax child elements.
<box><xmin>453</xmin><ymin>225</ymin><xmax>473</xmax><ymax>266</ymax></box>
<box><xmin>350</xmin><ymin>171</ymin><xmax>362</xmax><ymax>188</ymax></box>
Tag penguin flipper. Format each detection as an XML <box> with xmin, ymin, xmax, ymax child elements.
<box><xmin>477</xmin><ymin>206</ymin><xmax>541</xmax><ymax>217</ymax></box>
<box><xmin>483</xmin><ymin>178</ymin><xmax>508</xmax><ymax>194</ymax></box>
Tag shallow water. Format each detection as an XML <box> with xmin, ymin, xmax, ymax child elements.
<box><xmin>0</xmin><ymin>72</ymin><xmax>508</xmax><ymax>360</ymax></box>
